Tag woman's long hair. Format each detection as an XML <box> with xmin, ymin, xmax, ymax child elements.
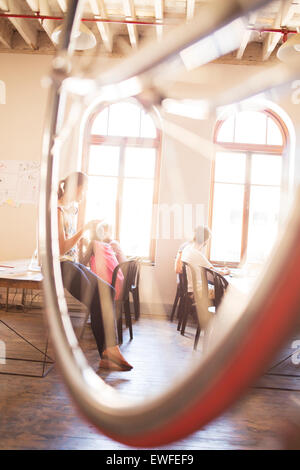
<box><xmin>58</xmin><ymin>171</ymin><xmax>88</xmax><ymax>200</ymax></box>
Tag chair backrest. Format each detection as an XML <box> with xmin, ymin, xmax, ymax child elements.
<box><xmin>129</xmin><ymin>256</ymin><xmax>141</xmax><ymax>290</ymax></box>
<box><xmin>112</xmin><ymin>259</ymin><xmax>139</xmax><ymax>300</ymax></box>
<box><xmin>203</xmin><ymin>268</ymin><xmax>228</xmax><ymax>308</ymax></box>
<box><xmin>182</xmin><ymin>261</ymin><xmax>211</xmax><ymax>328</ymax></box>
<box><xmin>180</xmin><ymin>262</ymin><xmax>189</xmax><ymax>295</ymax></box>
<box><xmin>181</xmin><ymin>261</ymin><xmax>209</xmax><ymax>297</ymax></box>
<box><xmin>182</xmin><ymin>262</ymin><xmax>229</xmax><ymax>327</ymax></box>
<box><xmin>90</xmin><ymin>241</ymin><xmax>124</xmax><ymax>300</ymax></box>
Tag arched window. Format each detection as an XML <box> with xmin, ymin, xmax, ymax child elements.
<box><xmin>210</xmin><ymin>109</ymin><xmax>288</xmax><ymax>266</ymax></box>
<box><xmin>82</xmin><ymin>100</ymin><xmax>161</xmax><ymax>260</ymax></box>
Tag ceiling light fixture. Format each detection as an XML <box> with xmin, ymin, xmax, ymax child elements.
<box><xmin>51</xmin><ymin>22</ymin><xmax>97</xmax><ymax>50</ymax></box>
<box><xmin>277</xmin><ymin>31</ymin><xmax>300</xmax><ymax>64</ymax></box>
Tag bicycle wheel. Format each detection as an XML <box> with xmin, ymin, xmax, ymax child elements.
<box><xmin>39</xmin><ymin>0</ymin><xmax>300</xmax><ymax>447</ymax></box>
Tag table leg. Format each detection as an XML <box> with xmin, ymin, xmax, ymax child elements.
<box><xmin>5</xmin><ymin>287</ymin><xmax>9</xmax><ymax>311</ymax></box>
<box><xmin>21</xmin><ymin>288</ymin><xmax>26</xmax><ymax>309</ymax></box>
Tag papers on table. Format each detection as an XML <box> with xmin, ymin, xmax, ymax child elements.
<box><xmin>0</xmin><ymin>261</ymin><xmax>42</xmax><ymax>280</ymax></box>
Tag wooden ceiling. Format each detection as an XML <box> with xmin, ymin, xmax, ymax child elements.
<box><xmin>0</xmin><ymin>0</ymin><xmax>300</xmax><ymax>63</ymax></box>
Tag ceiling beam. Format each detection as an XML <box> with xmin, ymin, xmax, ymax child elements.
<box><xmin>38</xmin><ymin>0</ymin><xmax>57</xmax><ymax>44</ymax></box>
<box><xmin>236</xmin><ymin>12</ymin><xmax>257</xmax><ymax>59</ymax></box>
<box><xmin>6</xmin><ymin>0</ymin><xmax>38</xmax><ymax>49</ymax></box>
<box><xmin>186</xmin><ymin>0</ymin><xmax>195</xmax><ymax>21</ymax></box>
<box><xmin>262</xmin><ymin>0</ymin><xmax>294</xmax><ymax>61</ymax></box>
<box><xmin>89</xmin><ymin>0</ymin><xmax>113</xmax><ymax>53</ymax></box>
<box><xmin>0</xmin><ymin>0</ymin><xmax>8</xmax><ymax>11</ymax></box>
<box><xmin>123</xmin><ymin>0</ymin><xmax>138</xmax><ymax>48</ymax></box>
<box><xmin>215</xmin><ymin>41</ymin><xmax>278</xmax><ymax>65</ymax></box>
<box><xmin>281</xmin><ymin>0</ymin><xmax>297</xmax><ymax>26</ymax></box>
<box><xmin>0</xmin><ymin>17</ymin><xmax>12</xmax><ymax>47</ymax></box>
<box><xmin>24</xmin><ymin>0</ymin><xmax>56</xmax><ymax>42</ymax></box>
<box><xmin>24</xmin><ymin>0</ymin><xmax>39</xmax><ymax>11</ymax></box>
<box><xmin>154</xmin><ymin>0</ymin><xmax>164</xmax><ymax>41</ymax></box>
<box><xmin>56</xmin><ymin>0</ymin><xmax>68</xmax><ymax>13</ymax></box>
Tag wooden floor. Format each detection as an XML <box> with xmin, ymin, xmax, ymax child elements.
<box><xmin>1</xmin><ymin>305</ymin><xmax>300</xmax><ymax>450</ymax></box>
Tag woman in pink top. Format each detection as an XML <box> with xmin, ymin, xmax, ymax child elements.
<box><xmin>81</xmin><ymin>222</ymin><xmax>126</xmax><ymax>300</ymax></box>
<box><xmin>96</xmin><ymin>222</ymin><xmax>127</xmax><ymax>264</ymax></box>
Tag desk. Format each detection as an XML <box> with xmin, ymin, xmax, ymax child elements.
<box><xmin>0</xmin><ymin>259</ymin><xmax>43</xmax><ymax>310</ymax></box>
<box><xmin>0</xmin><ymin>259</ymin><xmax>53</xmax><ymax>378</ymax></box>
<box><xmin>225</xmin><ymin>269</ymin><xmax>258</xmax><ymax>295</ymax></box>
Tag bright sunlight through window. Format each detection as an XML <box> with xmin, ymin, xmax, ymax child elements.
<box><xmin>210</xmin><ymin>110</ymin><xmax>287</xmax><ymax>266</ymax></box>
<box><xmin>84</xmin><ymin>100</ymin><xmax>160</xmax><ymax>260</ymax></box>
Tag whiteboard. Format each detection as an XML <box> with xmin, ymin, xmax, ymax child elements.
<box><xmin>0</xmin><ymin>160</ymin><xmax>40</xmax><ymax>207</ymax></box>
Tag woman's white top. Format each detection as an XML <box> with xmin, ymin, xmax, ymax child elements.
<box><xmin>58</xmin><ymin>202</ymin><xmax>78</xmax><ymax>262</ymax></box>
<box><xmin>181</xmin><ymin>242</ymin><xmax>213</xmax><ymax>293</ymax></box>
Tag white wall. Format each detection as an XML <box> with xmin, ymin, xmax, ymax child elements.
<box><xmin>140</xmin><ymin>112</ymin><xmax>215</xmax><ymax>309</ymax></box>
<box><xmin>0</xmin><ymin>53</ymin><xmax>52</xmax><ymax>260</ymax></box>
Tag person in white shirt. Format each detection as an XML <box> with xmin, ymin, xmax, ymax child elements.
<box><xmin>181</xmin><ymin>226</ymin><xmax>229</xmax><ymax>294</ymax></box>
<box><xmin>181</xmin><ymin>226</ymin><xmax>213</xmax><ymax>293</ymax></box>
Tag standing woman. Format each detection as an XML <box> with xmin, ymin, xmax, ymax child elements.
<box><xmin>57</xmin><ymin>171</ymin><xmax>132</xmax><ymax>371</ymax></box>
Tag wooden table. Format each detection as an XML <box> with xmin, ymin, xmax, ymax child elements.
<box><xmin>0</xmin><ymin>259</ymin><xmax>53</xmax><ymax>378</ymax></box>
<box><xmin>0</xmin><ymin>259</ymin><xmax>43</xmax><ymax>310</ymax></box>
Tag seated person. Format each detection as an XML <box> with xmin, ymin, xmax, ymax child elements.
<box><xmin>58</xmin><ymin>171</ymin><xmax>131</xmax><ymax>371</ymax></box>
<box><xmin>174</xmin><ymin>241</ymin><xmax>189</xmax><ymax>274</ymax></box>
<box><xmin>81</xmin><ymin>223</ymin><xmax>125</xmax><ymax>300</ymax></box>
<box><xmin>96</xmin><ymin>222</ymin><xmax>127</xmax><ymax>264</ymax></box>
<box><xmin>181</xmin><ymin>226</ymin><xmax>229</xmax><ymax>298</ymax></box>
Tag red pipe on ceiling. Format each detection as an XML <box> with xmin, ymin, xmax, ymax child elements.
<box><xmin>248</xmin><ymin>27</ymin><xmax>297</xmax><ymax>34</ymax></box>
<box><xmin>0</xmin><ymin>13</ymin><xmax>298</xmax><ymax>36</ymax></box>
<box><xmin>0</xmin><ymin>12</ymin><xmax>173</xmax><ymax>26</ymax></box>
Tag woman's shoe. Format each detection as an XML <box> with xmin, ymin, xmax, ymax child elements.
<box><xmin>100</xmin><ymin>355</ymin><xmax>133</xmax><ymax>371</ymax></box>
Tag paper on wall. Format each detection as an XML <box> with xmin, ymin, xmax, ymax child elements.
<box><xmin>0</xmin><ymin>160</ymin><xmax>40</xmax><ymax>207</ymax></box>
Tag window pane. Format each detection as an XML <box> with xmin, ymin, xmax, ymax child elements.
<box><xmin>91</xmin><ymin>107</ymin><xmax>108</xmax><ymax>135</ymax></box>
<box><xmin>108</xmin><ymin>102</ymin><xmax>141</xmax><ymax>137</ymax></box>
<box><xmin>214</xmin><ymin>152</ymin><xmax>246</xmax><ymax>184</ymax></box>
<box><xmin>85</xmin><ymin>176</ymin><xmax>118</xmax><ymax>228</ymax></box>
<box><xmin>124</xmin><ymin>147</ymin><xmax>156</xmax><ymax>178</ymax></box>
<box><xmin>247</xmin><ymin>186</ymin><xmax>281</xmax><ymax>263</ymax></box>
<box><xmin>267</xmin><ymin>117</ymin><xmax>283</xmax><ymax>145</ymax></box>
<box><xmin>140</xmin><ymin>110</ymin><xmax>157</xmax><ymax>138</ymax></box>
<box><xmin>88</xmin><ymin>145</ymin><xmax>119</xmax><ymax>176</ymax></box>
<box><xmin>251</xmin><ymin>154</ymin><xmax>282</xmax><ymax>186</ymax></box>
<box><xmin>216</xmin><ymin>115</ymin><xmax>235</xmax><ymax>142</ymax></box>
<box><xmin>211</xmin><ymin>183</ymin><xmax>244</xmax><ymax>262</ymax></box>
<box><xmin>235</xmin><ymin>111</ymin><xmax>267</xmax><ymax>144</ymax></box>
<box><xmin>120</xmin><ymin>179</ymin><xmax>154</xmax><ymax>256</ymax></box>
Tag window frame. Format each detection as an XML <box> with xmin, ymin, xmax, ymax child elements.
<box><xmin>80</xmin><ymin>101</ymin><xmax>162</xmax><ymax>262</ymax></box>
<box><xmin>208</xmin><ymin>109</ymin><xmax>289</xmax><ymax>268</ymax></box>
